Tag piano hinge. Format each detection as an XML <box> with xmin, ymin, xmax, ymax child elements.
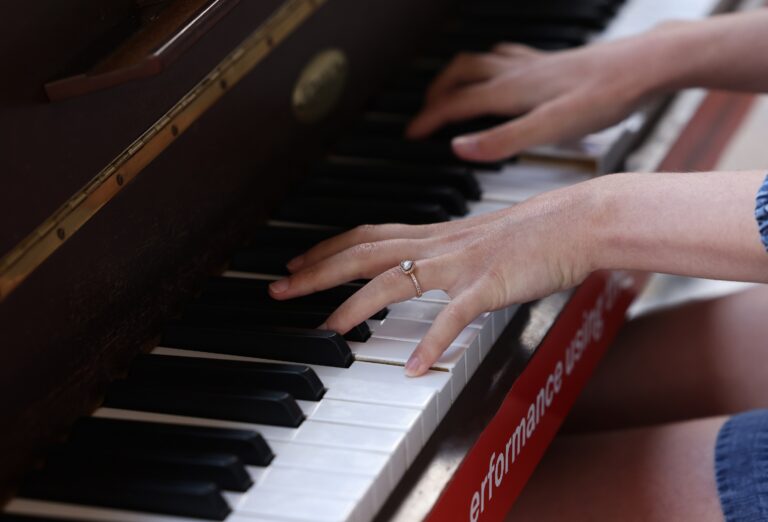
<box><xmin>0</xmin><ymin>0</ymin><xmax>328</xmax><ymax>302</ymax></box>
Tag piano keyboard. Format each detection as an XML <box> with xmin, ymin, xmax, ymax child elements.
<box><xmin>1</xmin><ymin>0</ymin><xmax>726</xmax><ymax>521</ymax></box>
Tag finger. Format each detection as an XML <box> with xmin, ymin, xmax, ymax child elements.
<box><xmin>425</xmin><ymin>53</ymin><xmax>508</xmax><ymax>105</ymax></box>
<box><xmin>270</xmin><ymin>238</ymin><xmax>426</xmax><ymax>300</ymax></box>
<box><xmin>491</xmin><ymin>42</ymin><xmax>542</xmax><ymax>59</ymax></box>
<box><xmin>287</xmin><ymin>223</ymin><xmax>434</xmax><ymax>272</ymax></box>
<box><xmin>404</xmin><ymin>290</ymin><xmax>487</xmax><ymax>377</ymax></box>
<box><xmin>451</xmin><ymin>94</ymin><xmax>597</xmax><ymax>162</ymax></box>
<box><xmin>406</xmin><ymin>82</ymin><xmax>509</xmax><ymax>139</ymax></box>
<box><xmin>323</xmin><ymin>258</ymin><xmax>448</xmax><ymax>335</ymax></box>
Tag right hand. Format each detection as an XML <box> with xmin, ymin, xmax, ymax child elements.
<box><xmin>407</xmin><ymin>29</ymin><xmax>679</xmax><ymax>162</ymax></box>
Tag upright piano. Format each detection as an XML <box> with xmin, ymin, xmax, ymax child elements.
<box><xmin>0</xmin><ymin>0</ymin><xmax>742</xmax><ymax>521</ymax></box>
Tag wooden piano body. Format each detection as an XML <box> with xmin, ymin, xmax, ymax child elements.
<box><xmin>0</xmin><ymin>0</ymin><xmax>750</xmax><ymax>520</ymax></box>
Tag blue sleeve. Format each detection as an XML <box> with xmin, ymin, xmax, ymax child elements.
<box><xmin>755</xmin><ymin>174</ymin><xmax>768</xmax><ymax>252</ymax></box>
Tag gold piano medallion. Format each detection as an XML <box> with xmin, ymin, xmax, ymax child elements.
<box><xmin>292</xmin><ymin>48</ymin><xmax>348</xmax><ymax>124</ymax></box>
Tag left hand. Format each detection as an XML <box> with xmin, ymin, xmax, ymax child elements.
<box><xmin>268</xmin><ymin>184</ymin><xmax>596</xmax><ymax>376</ymax></box>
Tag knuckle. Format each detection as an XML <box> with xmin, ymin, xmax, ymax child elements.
<box><xmin>443</xmin><ymin>304</ymin><xmax>469</xmax><ymax>326</ymax></box>
<box><xmin>350</xmin><ymin>241</ymin><xmax>377</xmax><ymax>259</ymax></box>
<box><xmin>352</xmin><ymin>224</ymin><xmax>377</xmax><ymax>241</ymax></box>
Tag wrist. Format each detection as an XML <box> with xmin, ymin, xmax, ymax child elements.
<box><xmin>578</xmin><ymin>173</ymin><xmax>632</xmax><ymax>274</ymax></box>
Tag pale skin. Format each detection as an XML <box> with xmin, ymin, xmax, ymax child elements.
<box><xmin>268</xmin><ymin>9</ymin><xmax>768</xmax><ymax>520</ymax></box>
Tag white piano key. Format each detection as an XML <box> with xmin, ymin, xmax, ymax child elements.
<box><xmin>311</xmin><ymin>399</ymin><xmax>423</xmax><ymax>464</ymax></box>
<box><xmin>348</xmin><ymin>336</ymin><xmax>467</xmax><ymax>398</ymax></box>
<box><xmin>476</xmin><ymin>163</ymin><xmax>590</xmax><ymax>204</ymax></box>
<box><xmin>150</xmin><ymin>346</ymin><xmax>440</xmax><ymax>434</ymax></box>
<box><xmin>258</xmin><ymin>467</ymin><xmax>374</xmax><ymax>502</ymax></box>
<box><xmin>96</xmin><ymin>406</ymin><xmax>405</xmax><ymax>457</ymax></box>
<box><xmin>372</xmin><ymin>317</ymin><xmax>478</xmax><ymax>349</ymax></box>
<box><xmin>319</xmin><ymin>375</ymin><xmax>438</xmax><ymax>439</ymax></box>
<box><xmin>4</xmin><ymin>499</ymin><xmax>275</xmax><ymax>522</ymax></box>
<box><xmin>237</xmin><ymin>488</ymin><xmax>358</xmax><ymax>522</ymax></box>
<box><xmin>267</xmin><ymin>441</ymin><xmax>387</xmax><ymax>478</ymax></box>
<box><xmin>417</xmin><ymin>289</ymin><xmax>451</xmax><ymax>303</ymax></box>
<box><xmin>504</xmin><ymin>303</ymin><xmax>521</xmax><ymax>324</ymax></box>
<box><xmin>464</xmin><ymin>200</ymin><xmax>509</xmax><ymax>218</ymax></box>
<box><xmin>387</xmin><ymin>301</ymin><xmax>492</xmax><ymax>330</ymax></box>
<box><xmin>310</xmin><ymin>361</ymin><xmax>452</xmax><ymax>422</ymax></box>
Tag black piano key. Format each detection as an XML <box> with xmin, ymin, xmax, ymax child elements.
<box><xmin>20</xmin><ymin>474</ymin><xmax>230</xmax><ymax>520</ymax></box>
<box><xmin>70</xmin><ymin>417</ymin><xmax>274</xmax><ymax>466</ymax></box>
<box><xmin>298</xmin><ymin>177</ymin><xmax>468</xmax><ymax>216</ymax></box>
<box><xmin>45</xmin><ymin>446</ymin><xmax>253</xmax><ymax>492</ymax></box>
<box><xmin>249</xmin><ymin>225</ymin><xmax>342</xmax><ymax>250</ymax></box>
<box><xmin>230</xmin><ymin>244</ymin><xmax>305</xmax><ymax>275</ymax></box>
<box><xmin>276</xmin><ymin>195</ymin><xmax>450</xmax><ymax>227</ymax></box>
<box><xmin>162</xmin><ymin>322</ymin><xmax>354</xmax><ymax>367</ymax></box>
<box><xmin>369</xmin><ymin>90</ymin><xmax>423</xmax><ymax>114</ymax></box>
<box><xmin>0</xmin><ymin>516</ymin><xmax>86</xmax><ymax>522</ymax></box>
<box><xmin>458</xmin><ymin>3</ymin><xmax>613</xmax><ymax>30</ymax></box>
<box><xmin>180</xmin><ymin>302</ymin><xmax>372</xmax><ymax>343</ymax></box>
<box><xmin>443</xmin><ymin>21</ymin><xmax>592</xmax><ymax>44</ymax></box>
<box><xmin>203</xmin><ymin>276</ymin><xmax>362</xmax><ymax>306</ymax></box>
<box><xmin>129</xmin><ymin>354</ymin><xmax>326</xmax><ymax>401</ymax></box>
<box><xmin>104</xmin><ymin>380</ymin><xmax>305</xmax><ymax>427</ymax></box>
<box><xmin>333</xmin><ymin>135</ymin><xmax>503</xmax><ymax>170</ymax></box>
<box><xmin>315</xmin><ymin>158</ymin><xmax>482</xmax><ymax>200</ymax></box>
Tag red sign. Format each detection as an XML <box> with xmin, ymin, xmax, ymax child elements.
<box><xmin>426</xmin><ymin>270</ymin><xmax>649</xmax><ymax>522</ymax></box>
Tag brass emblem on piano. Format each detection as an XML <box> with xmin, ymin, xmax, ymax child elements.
<box><xmin>292</xmin><ymin>48</ymin><xmax>348</xmax><ymax>124</ymax></box>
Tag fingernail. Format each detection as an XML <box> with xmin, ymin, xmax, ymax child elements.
<box><xmin>286</xmin><ymin>255</ymin><xmax>304</xmax><ymax>271</ymax></box>
<box><xmin>452</xmin><ymin>135</ymin><xmax>478</xmax><ymax>154</ymax></box>
<box><xmin>404</xmin><ymin>354</ymin><xmax>423</xmax><ymax>377</ymax></box>
<box><xmin>269</xmin><ymin>278</ymin><xmax>290</xmax><ymax>294</ymax></box>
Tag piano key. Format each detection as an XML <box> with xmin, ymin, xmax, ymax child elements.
<box><xmin>237</xmin><ymin>488</ymin><xmax>357</xmax><ymax>522</ymax></box>
<box><xmin>439</xmin><ymin>22</ymin><xmax>591</xmax><ymax>47</ymax></box>
<box><xmin>229</xmin><ymin>245</ymin><xmax>303</xmax><ymax>276</ymax></box>
<box><xmin>249</xmin><ymin>224</ymin><xmax>342</xmax><ymax>250</ymax></box>
<box><xmin>348</xmin><ymin>336</ymin><xmax>469</xmax><ymax>398</ymax></box>
<box><xmin>4</xmin><ymin>499</ymin><xmax>272</xmax><ymax>522</ymax></box>
<box><xmin>308</xmin><ymin>399</ymin><xmax>423</xmax><ymax>464</ymax></box>
<box><xmin>316</xmin><ymin>157</ymin><xmax>482</xmax><ymax>200</ymax></box>
<box><xmin>297</xmin><ymin>177</ymin><xmax>468</xmax><ymax>216</ymax></box>
<box><xmin>476</xmin><ymin>162</ymin><xmax>593</xmax><ymax>204</ymax></box>
<box><xmin>128</xmin><ymin>354</ymin><xmax>326</xmax><ymax>401</ymax></box>
<box><xmin>44</xmin><ymin>447</ymin><xmax>253</xmax><ymax>493</ymax></box>
<box><xmin>459</xmin><ymin>2</ymin><xmax>614</xmax><ymax>29</ymax></box>
<box><xmin>333</xmin><ymin>135</ymin><xmax>503</xmax><ymax>171</ymax></box>
<box><xmin>18</xmin><ymin>475</ymin><xmax>230</xmax><ymax>521</ymax></box>
<box><xmin>161</xmin><ymin>322</ymin><xmax>354</xmax><ymax>368</ymax></box>
<box><xmin>103</xmin><ymin>381</ymin><xmax>305</xmax><ymax>427</ymax></box>
<box><xmin>464</xmin><ymin>199</ymin><xmax>510</xmax><ymax>218</ymax></box>
<box><xmin>94</xmin><ymin>407</ymin><xmax>409</xmax><ymax>484</ymax></box>
<box><xmin>267</xmin><ymin>440</ymin><xmax>388</xmax><ymax>477</ymax></box>
<box><xmin>199</xmin><ymin>276</ymin><xmax>388</xmax><ymax>320</ymax></box>
<box><xmin>275</xmin><ymin>195</ymin><xmax>451</xmax><ymax>227</ymax></box>
<box><xmin>152</xmin><ymin>345</ymin><xmax>442</xmax><ymax>439</ymax></box>
<box><xmin>180</xmin><ymin>302</ymin><xmax>372</xmax><ymax>343</ymax></box>
<box><xmin>69</xmin><ymin>417</ymin><xmax>274</xmax><ymax>466</ymax></box>
<box><xmin>203</xmin><ymin>276</ymin><xmax>367</xmax><ymax>308</ymax></box>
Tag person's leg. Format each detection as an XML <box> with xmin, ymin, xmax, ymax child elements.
<box><xmin>565</xmin><ymin>285</ymin><xmax>768</xmax><ymax>431</ymax></box>
<box><xmin>507</xmin><ymin>416</ymin><xmax>726</xmax><ymax>521</ymax></box>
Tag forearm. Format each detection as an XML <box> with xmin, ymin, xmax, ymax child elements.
<box><xmin>644</xmin><ymin>9</ymin><xmax>768</xmax><ymax>94</ymax></box>
<box><xmin>586</xmin><ymin>170</ymin><xmax>768</xmax><ymax>282</ymax></box>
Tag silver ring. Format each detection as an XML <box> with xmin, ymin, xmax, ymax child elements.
<box><xmin>399</xmin><ymin>260</ymin><xmax>422</xmax><ymax>298</ymax></box>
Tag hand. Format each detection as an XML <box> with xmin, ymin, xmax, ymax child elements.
<box><xmin>268</xmin><ymin>183</ymin><xmax>596</xmax><ymax>376</ymax></box>
<box><xmin>407</xmin><ymin>31</ymin><xmax>679</xmax><ymax>162</ymax></box>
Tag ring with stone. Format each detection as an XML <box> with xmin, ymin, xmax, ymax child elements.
<box><xmin>399</xmin><ymin>259</ymin><xmax>422</xmax><ymax>298</ymax></box>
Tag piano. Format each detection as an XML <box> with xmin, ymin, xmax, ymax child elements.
<box><xmin>0</xmin><ymin>0</ymin><xmax>742</xmax><ymax>520</ymax></box>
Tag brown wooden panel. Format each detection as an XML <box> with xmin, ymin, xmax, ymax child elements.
<box><xmin>0</xmin><ymin>0</ymin><xmax>450</xmax><ymax>497</ymax></box>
